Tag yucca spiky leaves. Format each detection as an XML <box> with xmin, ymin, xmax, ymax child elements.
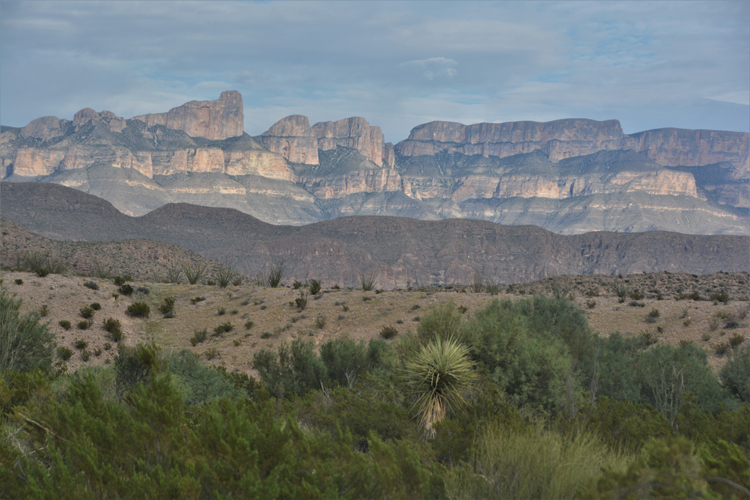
<box><xmin>405</xmin><ymin>337</ymin><xmax>477</xmax><ymax>437</ymax></box>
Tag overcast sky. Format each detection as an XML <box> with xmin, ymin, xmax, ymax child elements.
<box><xmin>1</xmin><ymin>1</ymin><xmax>748</xmax><ymax>142</ymax></box>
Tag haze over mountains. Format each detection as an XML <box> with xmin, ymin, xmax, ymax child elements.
<box><xmin>1</xmin><ymin>91</ymin><xmax>748</xmax><ymax>235</ymax></box>
<box><xmin>2</xmin><ymin>182</ymin><xmax>748</xmax><ymax>288</ymax></box>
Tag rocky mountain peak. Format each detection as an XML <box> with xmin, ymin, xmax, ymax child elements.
<box><xmin>19</xmin><ymin>116</ymin><xmax>71</xmax><ymax>142</ymax></box>
<box><xmin>133</xmin><ymin>90</ymin><xmax>244</xmax><ymax>141</ymax></box>
<box><xmin>259</xmin><ymin>115</ymin><xmax>318</xmax><ymax>164</ymax></box>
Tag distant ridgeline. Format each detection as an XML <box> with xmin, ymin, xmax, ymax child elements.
<box><xmin>1</xmin><ymin>90</ymin><xmax>748</xmax><ymax>235</ymax></box>
<box><xmin>2</xmin><ymin>182</ymin><xmax>748</xmax><ymax>289</ymax></box>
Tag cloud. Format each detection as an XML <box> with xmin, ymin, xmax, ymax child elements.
<box><xmin>398</xmin><ymin>57</ymin><xmax>458</xmax><ymax>80</ymax></box>
<box><xmin>0</xmin><ymin>1</ymin><xmax>747</xmax><ymax>139</ymax></box>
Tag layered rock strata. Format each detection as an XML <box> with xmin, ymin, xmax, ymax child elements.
<box><xmin>133</xmin><ymin>90</ymin><xmax>243</xmax><ymax>141</ymax></box>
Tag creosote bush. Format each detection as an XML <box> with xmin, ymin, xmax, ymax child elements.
<box><xmin>0</xmin><ymin>288</ymin><xmax>56</xmax><ymax>373</ymax></box>
<box><xmin>56</xmin><ymin>346</ymin><xmax>73</xmax><ymax>361</ymax></box>
<box><xmin>83</xmin><ymin>280</ymin><xmax>99</xmax><ymax>290</ymax></box>
<box><xmin>58</xmin><ymin>320</ymin><xmax>71</xmax><ymax>331</ymax></box>
<box><xmin>126</xmin><ymin>302</ymin><xmax>150</xmax><ymax>318</ymax></box>
<box><xmin>380</xmin><ymin>326</ymin><xmax>398</xmax><ymax>340</ymax></box>
<box><xmin>118</xmin><ymin>284</ymin><xmax>134</xmax><ymax>296</ymax></box>
<box><xmin>103</xmin><ymin>318</ymin><xmax>123</xmax><ymax>342</ymax></box>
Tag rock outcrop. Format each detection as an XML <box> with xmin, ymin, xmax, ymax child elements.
<box><xmin>312</xmin><ymin>117</ymin><xmax>387</xmax><ymax>167</ymax></box>
<box><xmin>258</xmin><ymin>115</ymin><xmax>319</xmax><ymax>165</ymax></box>
<box><xmin>396</xmin><ymin>119</ymin><xmax>634</xmax><ymax>161</ymax></box>
<box><xmin>133</xmin><ymin>90</ymin><xmax>243</xmax><ymax>140</ymax></box>
<box><xmin>630</xmin><ymin>128</ymin><xmax>750</xmax><ymax>174</ymax></box>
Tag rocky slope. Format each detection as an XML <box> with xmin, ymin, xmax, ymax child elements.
<box><xmin>2</xmin><ymin>183</ymin><xmax>748</xmax><ymax>289</ymax></box>
<box><xmin>2</xmin><ymin>90</ymin><xmax>748</xmax><ymax>235</ymax></box>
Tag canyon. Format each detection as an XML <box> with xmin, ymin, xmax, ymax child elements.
<box><xmin>1</xmin><ymin>91</ymin><xmax>748</xmax><ymax>235</ymax></box>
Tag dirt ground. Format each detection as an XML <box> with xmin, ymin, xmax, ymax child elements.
<box><xmin>2</xmin><ymin>270</ymin><xmax>747</xmax><ymax>377</ymax></box>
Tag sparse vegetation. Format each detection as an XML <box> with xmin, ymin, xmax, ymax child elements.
<box><xmin>379</xmin><ymin>326</ymin><xmax>398</xmax><ymax>340</ymax></box>
<box><xmin>181</xmin><ymin>261</ymin><xmax>208</xmax><ymax>285</ymax></box>
<box><xmin>103</xmin><ymin>318</ymin><xmax>123</xmax><ymax>342</ymax></box>
<box><xmin>360</xmin><ymin>270</ymin><xmax>378</xmax><ymax>291</ymax></box>
<box><xmin>126</xmin><ymin>302</ymin><xmax>150</xmax><ymax>318</ymax></box>
<box><xmin>83</xmin><ymin>280</ymin><xmax>99</xmax><ymax>290</ymax></box>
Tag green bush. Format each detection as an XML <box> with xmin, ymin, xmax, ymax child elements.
<box><xmin>79</xmin><ymin>306</ymin><xmax>94</xmax><ymax>319</ymax></box>
<box><xmin>118</xmin><ymin>284</ymin><xmax>134</xmax><ymax>296</ymax></box>
<box><xmin>189</xmin><ymin>328</ymin><xmax>208</xmax><ymax>346</ymax></box>
<box><xmin>295</xmin><ymin>291</ymin><xmax>308</xmax><ymax>311</ymax></box>
<box><xmin>308</xmin><ymin>279</ymin><xmax>322</xmax><ymax>295</ymax></box>
<box><xmin>319</xmin><ymin>338</ymin><xmax>391</xmax><ymax>389</ymax></box>
<box><xmin>253</xmin><ymin>339</ymin><xmax>328</xmax><ymax>398</ymax></box>
<box><xmin>90</xmin><ymin>302</ymin><xmax>101</xmax><ymax>311</ymax></box>
<box><xmin>213</xmin><ymin>322</ymin><xmax>233</xmax><ymax>336</ymax></box>
<box><xmin>103</xmin><ymin>318</ymin><xmax>123</xmax><ymax>342</ymax></box>
<box><xmin>57</xmin><ymin>346</ymin><xmax>74</xmax><ymax>361</ymax></box>
<box><xmin>126</xmin><ymin>302</ymin><xmax>150</xmax><ymax>318</ymax></box>
<box><xmin>158</xmin><ymin>296</ymin><xmax>175</xmax><ymax>315</ymax></box>
<box><xmin>720</xmin><ymin>345</ymin><xmax>750</xmax><ymax>404</ymax></box>
<box><xmin>77</xmin><ymin>319</ymin><xmax>93</xmax><ymax>330</ymax></box>
<box><xmin>83</xmin><ymin>280</ymin><xmax>99</xmax><ymax>290</ymax></box>
<box><xmin>417</xmin><ymin>302</ymin><xmax>462</xmax><ymax>344</ymax></box>
<box><xmin>165</xmin><ymin>350</ymin><xmax>242</xmax><ymax>406</ymax></box>
<box><xmin>74</xmin><ymin>339</ymin><xmax>88</xmax><ymax>350</ymax></box>
<box><xmin>59</xmin><ymin>320</ymin><xmax>71</xmax><ymax>330</ymax></box>
<box><xmin>380</xmin><ymin>326</ymin><xmax>398</xmax><ymax>340</ymax></box>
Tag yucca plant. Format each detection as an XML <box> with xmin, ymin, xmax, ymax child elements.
<box><xmin>404</xmin><ymin>337</ymin><xmax>477</xmax><ymax>437</ymax></box>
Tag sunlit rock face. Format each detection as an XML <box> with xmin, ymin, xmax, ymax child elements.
<box><xmin>1</xmin><ymin>90</ymin><xmax>748</xmax><ymax>235</ymax></box>
<box><xmin>134</xmin><ymin>90</ymin><xmax>244</xmax><ymax>141</ymax></box>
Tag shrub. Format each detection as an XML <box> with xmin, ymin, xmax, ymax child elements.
<box><xmin>295</xmin><ymin>291</ymin><xmax>308</xmax><ymax>311</ymax></box>
<box><xmin>204</xmin><ymin>348</ymin><xmax>220</xmax><ymax>360</ymax></box>
<box><xmin>214</xmin><ymin>261</ymin><xmax>239</xmax><ymax>288</ymax></box>
<box><xmin>103</xmin><ymin>318</ymin><xmax>123</xmax><ymax>342</ymax></box>
<box><xmin>136</xmin><ymin>286</ymin><xmax>150</xmax><ymax>295</ymax></box>
<box><xmin>380</xmin><ymin>326</ymin><xmax>398</xmax><ymax>340</ymax></box>
<box><xmin>77</xmin><ymin>320</ymin><xmax>93</xmax><ymax>330</ymax></box>
<box><xmin>244</xmin><ymin>320</ymin><xmax>254</xmax><ymax>330</ymax></box>
<box><xmin>190</xmin><ymin>296</ymin><xmax>206</xmax><ymax>305</ymax></box>
<box><xmin>647</xmin><ymin>308</ymin><xmax>660</xmax><ymax>318</ymax></box>
<box><xmin>0</xmin><ymin>288</ymin><xmax>56</xmax><ymax>372</ymax></box>
<box><xmin>720</xmin><ymin>345</ymin><xmax>750</xmax><ymax>403</ymax></box>
<box><xmin>586</xmin><ymin>299</ymin><xmax>596</xmax><ymax>309</ymax></box>
<box><xmin>79</xmin><ymin>306</ymin><xmax>94</xmax><ymax>319</ymax></box>
<box><xmin>308</xmin><ymin>279</ymin><xmax>322</xmax><ymax>295</ymax></box>
<box><xmin>628</xmin><ymin>290</ymin><xmax>645</xmax><ymax>300</ymax></box>
<box><xmin>268</xmin><ymin>260</ymin><xmax>285</xmax><ymax>288</ymax></box>
<box><xmin>112</xmin><ymin>276</ymin><xmax>128</xmax><ymax>286</ymax></box>
<box><xmin>315</xmin><ymin>315</ymin><xmax>327</xmax><ymax>329</ymax></box>
<box><xmin>360</xmin><ymin>271</ymin><xmax>378</xmax><ymax>291</ymax></box>
<box><xmin>126</xmin><ymin>302</ymin><xmax>150</xmax><ymax>318</ymax></box>
<box><xmin>181</xmin><ymin>261</ymin><xmax>208</xmax><ymax>285</ymax></box>
<box><xmin>165</xmin><ymin>264</ymin><xmax>183</xmax><ymax>284</ymax></box>
<box><xmin>73</xmin><ymin>339</ymin><xmax>88</xmax><ymax>350</ymax></box>
<box><xmin>165</xmin><ymin>350</ymin><xmax>242</xmax><ymax>405</ymax></box>
<box><xmin>190</xmin><ymin>328</ymin><xmax>208</xmax><ymax>346</ymax></box>
<box><xmin>253</xmin><ymin>339</ymin><xmax>328</xmax><ymax>398</ymax></box>
<box><xmin>59</xmin><ymin>320</ymin><xmax>71</xmax><ymax>330</ymax></box>
<box><xmin>728</xmin><ymin>333</ymin><xmax>745</xmax><ymax>348</ymax></box>
<box><xmin>213</xmin><ymin>322</ymin><xmax>234</xmax><ymax>336</ymax></box>
<box><xmin>417</xmin><ymin>302</ymin><xmax>462</xmax><ymax>345</ymax></box>
<box><xmin>90</xmin><ymin>303</ymin><xmax>102</xmax><ymax>311</ymax></box>
<box><xmin>710</xmin><ymin>290</ymin><xmax>730</xmax><ymax>304</ymax></box>
<box><xmin>83</xmin><ymin>280</ymin><xmax>99</xmax><ymax>290</ymax></box>
<box><xmin>81</xmin><ymin>349</ymin><xmax>92</xmax><ymax>362</ymax></box>
<box><xmin>158</xmin><ymin>296</ymin><xmax>175</xmax><ymax>315</ymax></box>
<box><xmin>713</xmin><ymin>342</ymin><xmax>730</xmax><ymax>356</ymax></box>
<box><xmin>118</xmin><ymin>284</ymin><xmax>134</xmax><ymax>296</ymax></box>
<box><xmin>15</xmin><ymin>279</ymin><xmax>23</xmax><ymax>285</ymax></box>
<box><xmin>57</xmin><ymin>346</ymin><xmax>73</xmax><ymax>361</ymax></box>
<box><xmin>293</xmin><ymin>280</ymin><xmax>303</xmax><ymax>289</ymax></box>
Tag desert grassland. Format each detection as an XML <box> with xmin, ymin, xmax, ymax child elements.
<box><xmin>2</xmin><ymin>269</ymin><xmax>747</xmax><ymax>376</ymax></box>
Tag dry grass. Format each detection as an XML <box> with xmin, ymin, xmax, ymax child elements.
<box><xmin>2</xmin><ymin>269</ymin><xmax>747</xmax><ymax>376</ymax></box>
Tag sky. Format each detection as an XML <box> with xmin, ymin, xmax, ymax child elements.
<box><xmin>1</xmin><ymin>0</ymin><xmax>748</xmax><ymax>143</ymax></box>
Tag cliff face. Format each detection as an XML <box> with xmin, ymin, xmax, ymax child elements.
<box><xmin>258</xmin><ymin>115</ymin><xmax>319</xmax><ymax>165</ymax></box>
<box><xmin>630</xmin><ymin>128</ymin><xmax>749</xmax><ymax>175</ymax></box>
<box><xmin>2</xmin><ymin>90</ymin><xmax>749</xmax><ymax>235</ymax></box>
<box><xmin>312</xmin><ymin>117</ymin><xmax>389</xmax><ymax>167</ymax></box>
<box><xmin>133</xmin><ymin>90</ymin><xmax>243</xmax><ymax>141</ymax></box>
<box><xmin>396</xmin><ymin>119</ymin><xmax>633</xmax><ymax>161</ymax></box>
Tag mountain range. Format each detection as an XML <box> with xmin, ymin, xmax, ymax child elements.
<box><xmin>2</xmin><ymin>91</ymin><xmax>748</xmax><ymax>235</ymax></box>
<box><xmin>2</xmin><ymin>182</ymin><xmax>748</xmax><ymax>288</ymax></box>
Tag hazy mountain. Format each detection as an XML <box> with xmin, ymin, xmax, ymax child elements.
<box><xmin>2</xmin><ymin>182</ymin><xmax>747</xmax><ymax>288</ymax></box>
<box><xmin>1</xmin><ymin>91</ymin><xmax>748</xmax><ymax>235</ymax></box>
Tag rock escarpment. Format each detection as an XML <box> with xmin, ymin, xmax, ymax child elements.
<box><xmin>2</xmin><ymin>89</ymin><xmax>749</xmax><ymax>235</ymax></box>
<box><xmin>133</xmin><ymin>90</ymin><xmax>244</xmax><ymax>141</ymax></box>
<box><xmin>396</xmin><ymin>119</ymin><xmax>633</xmax><ymax>161</ymax></box>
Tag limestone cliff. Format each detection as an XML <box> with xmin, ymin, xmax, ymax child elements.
<box><xmin>258</xmin><ymin>115</ymin><xmax>319</xmax><ymax>165</ymax></box>
<box><xmin>133</xmin><ymin>90</ymin><xmax>243</xmax><ymax>141</ymax></box>
<box><xmin>396</xmin><ymin>119</ymin><xmax>633</xmax><ymax>161</ymax></box>
<box><xmin>312</xmin><ymin>117</ymin><xmax>387</xmax><ymax>167</ymax></box>
<box><xmin>630</xmin><ymin>128</ymin><xmax>749</xmax><ymax>174</ymax></box>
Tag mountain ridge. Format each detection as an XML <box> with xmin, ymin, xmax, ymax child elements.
<box><xmin>1</xmin><ymin>91</ymin><xmax>748</xmax><ymax>235</ymax></box>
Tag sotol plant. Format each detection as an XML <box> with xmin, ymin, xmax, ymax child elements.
<box><xmin>404</xmin><ymin>337</ymin><xmax>477</xmax><ymax>437</ymax></box>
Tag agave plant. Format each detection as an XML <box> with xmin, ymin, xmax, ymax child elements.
<box><xmin>405</xmin><ymin>337</ymin><xmax>477</xmax><ymax>437</ymax></box>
